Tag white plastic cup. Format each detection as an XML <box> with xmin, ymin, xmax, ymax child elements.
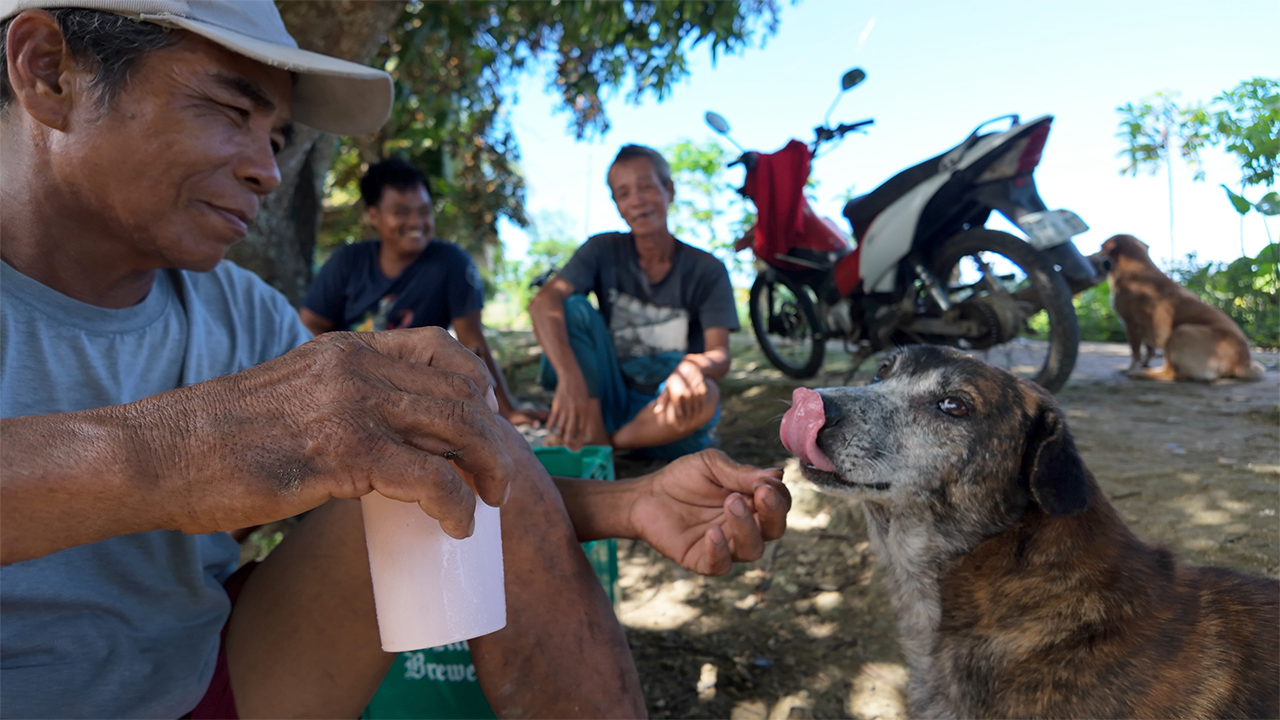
<box><xmin>361</xmin><ymin>491</ymin><xmax>507</xmax><ymax>652</ymax></box>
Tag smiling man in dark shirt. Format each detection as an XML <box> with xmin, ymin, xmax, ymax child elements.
<box><xmin>301</xmin><ymin>158</ymin><xmax>542</xmax><ymax>425</ymax></box>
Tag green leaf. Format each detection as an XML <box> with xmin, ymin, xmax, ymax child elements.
<box><xmin>1222</xmin><ymin>184</ymin><xmax>1253</xmax><ymax>214</ymax></box>
<box><xmin>1255</xmin><ymin>191</ymin><xmax>1280</xmax><ymax>216</ymax></box>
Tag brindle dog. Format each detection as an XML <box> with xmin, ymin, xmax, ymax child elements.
<box><xmin>780</xmin><ymin>346</ymin><xmax>1279</xmax><ymax>719</ymax></box>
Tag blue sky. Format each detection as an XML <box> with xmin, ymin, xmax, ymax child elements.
<box><xmin>497</xmin><ymin>0</ymin><xmax>1278</xmax><ymax>271</ymax></box>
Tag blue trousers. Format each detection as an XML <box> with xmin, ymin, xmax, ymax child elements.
<box><xmin>538</xmin><ymin>296</ymin><xmax>719</xmax><ymax>461</ymax></box>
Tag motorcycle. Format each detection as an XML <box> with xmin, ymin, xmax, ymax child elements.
<box><xmin>705</xmin><ymin>67</ymin><xmax>1110</xmax><ymax>392</ymax></box>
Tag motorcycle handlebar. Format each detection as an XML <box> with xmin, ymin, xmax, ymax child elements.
<box><xmin>726</xmin><ymin>119</ymin><xmax>875</xmax><ymax>176</ymax></box>
<box><xmin>837</xmin><ymin>119</ymin><xmax>875</xmax><ymax>133</ymax></box>
<box><xmin>725</xmin><ymin>118</ymin><xmax>874</xmax><ymax>197</ymax></box>
<box><xmin>728</xmin><ymin>151</ymin><xmax>759</xmax><ymax>172</ymax></box>
<box><xmin>814</xmin><ymin>118</ymin><xmax>875</xmax><ymax>147</ymax></box>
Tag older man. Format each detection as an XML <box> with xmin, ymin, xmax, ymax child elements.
<box><xmin>0</xmin><ymin>2</ymin><xmax>789</xmax><ymax>718</ymax></box>
<box><xmin>530</xmin><ymin>144</ymin><xmax>740</xmax><ymax>458</ymax></box>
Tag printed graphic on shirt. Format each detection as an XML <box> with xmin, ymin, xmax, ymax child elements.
<box><xmin>353</xmin><ymin>295</ymin><xmax>415</xmax><ymax>331</ymax></box>
<box><xmin>608</xmin><ymin>289</ymin><xmax>689</xmax><ymax>360</ymax></box>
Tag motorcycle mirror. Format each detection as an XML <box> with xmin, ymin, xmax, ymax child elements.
<box><xmin>705</xmin><ymin>111</ymin><xmax>731</xmax><ymax>135</ymax></box>
<box><xmin>823</xmin><ymin>68</ymin><xmax>867</xmax><ymax>127</ymax></box>
<box><xmin>841</xmin><ymin>68</ymin><xmax>867</xmax><ymax>91</ymax></box>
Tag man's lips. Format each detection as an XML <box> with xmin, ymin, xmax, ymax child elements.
<box><xmin>204</xmin><ymin>202</ymin><xmax>253</xmax><ymax>236</ymax></box>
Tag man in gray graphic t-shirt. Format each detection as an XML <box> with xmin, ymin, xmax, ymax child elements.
<box><xmin>530</xmin><ymin>144</ymin><xmax>741</xmax><ymax>459</ymax></box>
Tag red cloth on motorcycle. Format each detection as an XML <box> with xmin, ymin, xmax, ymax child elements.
<box><xmin>744</xmin><ymin>140</ymin><xmax>862</xmax><ymax>293</ymax></box>
<box><xmin>743</xmin><ymin>140</ymin><xmax>811</xmax><ymax>266</ymax></box>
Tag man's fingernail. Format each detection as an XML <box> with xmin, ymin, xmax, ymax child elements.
<box><xmin>500</xmin><ymin>482</ymin><xmax>511</xmax><ymax>506</ymax></box>
<box><xmin>486</xmin><ymin>387</ymin><xmax>499</xmax><ymax>413</ymax></box>
<box><xmin>710</xmin><ymin>525</ymin><xmax>727</xmax><ymax>547</ymax></box>
<box><xmin>764</xmin><ymin>488</ymin><xmax>782</xmax><ymax>509</ymax></box>
<box><xmin>730</xmin><ymin>495</ymin><xmax>749</xmax><ymax>518</ymax></box>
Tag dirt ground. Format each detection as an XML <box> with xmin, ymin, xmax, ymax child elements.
<box><xmin>507</xmin><ymin>334</ymin><xmax>1280</xmax><ymax>719</ymax></box>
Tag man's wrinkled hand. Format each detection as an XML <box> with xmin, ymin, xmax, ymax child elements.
<box><xmin>626</xmin><ymin>449</ymin><xmax>789</xmax><ymax>576</ymax></box>
<box><xmin>155</xmin><ymin>327</ymin><xmax>513</xmax><ymax>539</ymax></box>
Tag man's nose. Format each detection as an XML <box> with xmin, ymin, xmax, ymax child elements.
<box><xmin>236</xmin><ymin>138</ymin><xmax>282</xmax><ymax>196</ymax></box>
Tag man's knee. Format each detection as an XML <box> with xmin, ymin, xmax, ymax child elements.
<box><xmin>561</xmin><ymin>294</ymin><xmax>600</xmax><ymax>331</ymax></box>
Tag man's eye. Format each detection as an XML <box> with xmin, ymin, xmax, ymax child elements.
<box><xmin>222</xmin><ymin>103</ymin><xmax>250</xmax><ymax>122</ymax></box>
<box><xmin>937</xmin><ymin>397</ymin><xmax>970</xmax><ymax>418</ymax></box>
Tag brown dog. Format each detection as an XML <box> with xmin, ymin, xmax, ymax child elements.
<box><xmin>780</xmin><ymin>346</ymin><xmax>1279</xmax><ymax>719</ymax></box>
<box><xmin>1100</xmin><ymin>233</ymin><xmax>1264</xmax><ymax>381</ymax></box>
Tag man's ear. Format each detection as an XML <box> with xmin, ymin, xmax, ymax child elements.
<box><xmin>1021</xmin><ymin>402</ymin><xmax>1089</xmax><ymax>516</ymax></box>
<box><xmin>5</xmin><ymin>10</ymin><xmax>87</xmax><ymax>131</ymax></box>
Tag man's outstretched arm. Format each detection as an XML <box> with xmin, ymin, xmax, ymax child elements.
<box><xmin>553</xmin><ymin>449</ymin><xmax>790</xmax><ymax>576</ymax></box>
<box><xmin>1</xmin><ymin>328</ymin><xmax>512</xmax><ymax>565</ymax></box>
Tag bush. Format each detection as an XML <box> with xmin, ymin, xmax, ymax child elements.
<box><xmin>1072</xmin><ymin>281</ymin><xmax>1128</xmax><ymax>343</ymax></box>
<box><xmin>1170</xmin><ymin>244</ymin><xmax>1278</xmax><ymax>348</ymax></box>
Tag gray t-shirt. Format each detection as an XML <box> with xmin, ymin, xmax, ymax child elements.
<box><xmin>556</xmin><ymin>232</ymin><xmax>740</xmax><ymax>363</ymax></box>
<box><xmin>0</xmin><ymin>259</ymin><xmax>312</xmax><ymax>718</ymax></box>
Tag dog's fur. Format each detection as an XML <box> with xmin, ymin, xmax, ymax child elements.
<box><xmin>1100</xmin><ymin>233</ymin><xmax>1264</xmax><ymax>381</ymax></box>
<box><xmin>795</xmin><ymin>346</ymin><xmax>1279</xmax><ymax>719</ymax></box>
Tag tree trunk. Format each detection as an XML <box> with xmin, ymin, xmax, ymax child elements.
<box><xmin>227</xmin><ymin>1</ymin><xmax>403</xmax><ymax>305</ymax></box>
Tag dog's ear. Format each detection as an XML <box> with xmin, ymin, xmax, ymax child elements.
<box><xmin>1100</xmin><ymin>236</ymin><xmax>1118</xmax><ymax>257</ymax></box>
<box><xmin>1022</xmin><ymin>404</ymin><xmax>1090</xmax><ymax>516</ymax></box>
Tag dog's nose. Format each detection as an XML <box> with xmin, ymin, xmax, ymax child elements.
<box><xmin>823</xmin><ymin>401</ymin><xmax>844</xmax><ymax>428</ymax></box>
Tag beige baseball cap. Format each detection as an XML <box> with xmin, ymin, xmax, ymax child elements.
<box><xmin>0</xmin><ymin>0</ymin><xmax>393</xmax><ymax>136</ymax></box>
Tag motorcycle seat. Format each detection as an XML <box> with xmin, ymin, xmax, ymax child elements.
<box><xmin>843</xmin><ymin>148</ymin><xmax>950</xmax><ymax>241</ymax></box>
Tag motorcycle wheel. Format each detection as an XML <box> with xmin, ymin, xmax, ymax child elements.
<box><xmin>928</xmin><ymin>229</ymin><xmax>1080</xmax><ymax>393</ymax></box>
<box><xmin>749</xmin><ymin>272</ymin><xmax>826</xmax><ymax>379</ymax></box>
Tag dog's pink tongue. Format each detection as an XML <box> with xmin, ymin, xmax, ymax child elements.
<box><xmin>780</xmin><ymin>387</ymin><xmax>836</xmax><ymax>472</ymax></box>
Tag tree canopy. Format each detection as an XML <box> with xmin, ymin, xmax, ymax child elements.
<box><xmin>1117</xmin><ymin>77</ymin><xmax>1279</xmax><ymax>216</ymax></box>
<box><xmin>320</xmin><ymin>0</ymin><xmax>781</xmax><ymax>271</ymax></box>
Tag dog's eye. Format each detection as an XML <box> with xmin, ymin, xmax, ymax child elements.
<box><xmin>872</xmin><ymin>360</ymin><xmax>891</xmax><ymax>383</ymax></box>
<box><xmin>938</xmin><ymin>397</ymin><xmax>970</xmax><ymax>418</ymax></box>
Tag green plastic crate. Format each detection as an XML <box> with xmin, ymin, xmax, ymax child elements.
<box><xmin>362</xmin><ymin>446</ymin><xmax>618</xmax><ymax>720</ymax></box>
